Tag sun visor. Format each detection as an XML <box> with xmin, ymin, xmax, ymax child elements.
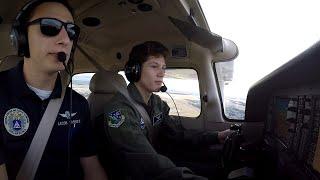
<box><xmin>213</xmin><ymin>38</ymin><xmax>239</xmax><ymax>62</ymax></box>
<box><xmin>169</xmin><ymin>16</ymin><xmax>223</xmax><ymax>53</ymax></box>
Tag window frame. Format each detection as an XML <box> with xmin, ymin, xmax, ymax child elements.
<box><xmin>154</xmin><ymin>67</ymin><xmax>202</xmax><ymax>118</ymax></box>
<box><xmin>70</xmin><ymin>72</ymin><xmax>95</xmax><ymax>99</ymax></box>
<box><xmin>212</xmin><ymin>62</ymin><xmax>245</xmax><ymax>121</ymax></box>
<box><xmin>71</xmin><ymin>69</ymin><xmax>203</xmax><ymax>119</ymax></box>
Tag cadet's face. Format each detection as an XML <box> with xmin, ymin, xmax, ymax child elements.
<box><xmin>27</xmin><ymin>2</ymin><xmax>74</xmax><ymax>73</ymax></box>
<box><xmin>137</xmin><ymin>55</ymin><xmax>166</xmax><ymax>93</ymax></box>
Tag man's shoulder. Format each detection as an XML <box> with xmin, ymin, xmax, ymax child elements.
<box><xmin>101</xmin><ymin>93</ymin><xmax>141</xmax><ymax>129</ymax></box>
<box><xmin>106</xmin><ymin>92</ymin><xmax>131</xmax><ymax>109</ymax></box>
<box><xmin>68</xmin><ymin>87</ymin><xmax>89</xmax><ymax>106</ymax></box>
<box><xmin>0</xmin><ymin>70</ymin><xmax>11</xmax><ymax>93</ymax></box>
<box><xmin>0</xmin><ymin>69</ymin><xmax>10</xmax><ymax>82</ymax></box>
<box><xmin>104</xmin><ymin>93</ymin><xmax>140</xmax><ymax>118</ymax></box>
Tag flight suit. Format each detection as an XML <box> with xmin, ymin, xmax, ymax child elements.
<box><xmin>96</xmin><ymin>83</ymin><xmax>219</xmax><ymax>180</ymax></box>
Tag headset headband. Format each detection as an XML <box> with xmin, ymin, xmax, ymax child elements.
<box><xmin>10</xmin><ymin>0</ymin><xmax>78</xmax><ymax>60</ymax></box>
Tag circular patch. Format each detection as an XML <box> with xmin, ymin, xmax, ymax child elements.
<box><xmin>4</xmin><ymin>108</ymin><xmax>29</xmax><ymax>136</ymax></box>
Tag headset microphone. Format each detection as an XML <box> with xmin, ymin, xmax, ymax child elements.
<box><xmin>57</xmin><ymin>51</ymin><xmax>73</xmax><ymax>178</ymax></box>
<box><xmin>57</xmin><ymin>52</ymin><xmax>66</xmax><ymax>63</ymax></box>
<box><xmin>57</xmin><ymin>52</ymin><xmax>71</xmax><ymax>75</ymax></box>
<box><xmin>160</xmin><ymin>83</ymin><xmax>167</xmax><ymax>92</ymax></box>
<box><xmin>161</xmin><ymin>82</ymin><xmax>181</xmax><ymax>121</ymax></box>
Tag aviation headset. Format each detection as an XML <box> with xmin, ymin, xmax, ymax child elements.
<box><xmin>125</xmin><ymin>41</ymin><xmax>169</xmax><ymax>83</ymax></box>
<box><xmin>10</xmin><ymin>0</ymin><xmax>77</xmax><ymax>62</ymax></box>
<box><xmin>125</xmin><ymin>56</ymin><xmax>142</xmax><ymax>82</ymax></box>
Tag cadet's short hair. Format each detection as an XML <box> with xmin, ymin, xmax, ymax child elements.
<box><xmin>124</xmin><ymin>41</ymin><xmax>169</xmax><ymax>82</ymax></box>
<box><xmin>128</xmin><ymin>41</ymin><xmax>169</xmax><ymax>65</ymax></box>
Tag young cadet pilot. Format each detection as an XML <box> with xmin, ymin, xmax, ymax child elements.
<box><xmin>0</xmin><ymin>0</ymin><xmax>107</xmax><ymax>179</ymax></box>
<box><xmin>96</xmin><ymin>41</ymin><xmax>232</xmax><ymax>179</ymax></box>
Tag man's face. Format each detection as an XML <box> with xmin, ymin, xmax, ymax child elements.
<box><xmin>26</xmin><ymin>2</ymin><xmax>74</xmax><ymax>74</ymax></box>
<box><xmin>136</xmin><ymin>55</ymin><xmax>166</xmax><ymax>93</ymax></box>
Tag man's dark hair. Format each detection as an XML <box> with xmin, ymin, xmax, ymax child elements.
<box><xmin>18</xmin><ymin>0</ymin><xmax>74</xmax><ymax>25</ymax></box>
<box><xmin>128</xmin><ymin>41</ymin><xmax>169</xmax><ymax>65</ymax></box>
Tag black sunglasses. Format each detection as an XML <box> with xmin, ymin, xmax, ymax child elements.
<box><xmin>26</xmin><ymin>18</ymin><xmax>80</xmax><ymax>41</ymax></box>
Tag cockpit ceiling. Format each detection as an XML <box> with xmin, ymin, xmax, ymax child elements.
<box><xmin>0</xmin><ymin>0</ymin><xmax>235</xmax><ymax>73</ymax></box>
<box><xmin>74</xmin><ymin>0</ymin><xmax>197</xmax><ymax>51</ymax></box>
<box><xmin>74</xmin><ymin>0</ymin><xmax>191</xmax><ymax>71</ymax></box>
<box><xmin>79</xmin><ymin>13</ymin><xmax>186</xmax><ymax>50</ymax></box>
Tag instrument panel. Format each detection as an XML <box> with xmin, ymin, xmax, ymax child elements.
<box><xmin>267</xmin><ymin>95</ymin><xmax>320</xmax><ymax>175</ymax></box>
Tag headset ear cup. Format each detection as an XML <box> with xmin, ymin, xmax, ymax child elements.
<box><xmin>19</xmin><ymin>29</ymin><xmax>28</xmax><ymax>57</ymax></box>
<box><xmin>11</xmin><ymin>0</ymin><xmax>40</xmax><ymax>58</ymax></box>
<box><xmin>134</xmin><ymin>62</ymin><xmax>141</xmax><ymax>82</ymax></box>
<box><xmin>125</xmin><ymin>61</ymin><xmax>141</xmax><ymax>82</ymax></box>
<box><xmin>10</xmin><ymin>23</ymin><xmax>28</xmax><ymax>57</ymax></box>
<box><xmin>10</xmin><ymin>28</ymin><xmax>19</xmax><ymax>53</ymax></box>
<box><xmin>125</xmin><ymin>62</ymin><xmax>134</xmax><ymax>82</ymax></box>
<box><xmin>22</xmin><ymin>32</ymin><xmax>29</xmax><ymax>58</ymax></box>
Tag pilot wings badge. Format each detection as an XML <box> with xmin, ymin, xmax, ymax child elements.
<box><xmin>59</xmin><ymin>111</ymin><xmax>77</xmax><ymax>119</ymax></box>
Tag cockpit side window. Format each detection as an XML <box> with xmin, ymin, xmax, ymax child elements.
<box><xmin>72</xmin><ymin>70</ymin><xmax>201</xmax><ymax>118</ymax></box>
<box><xmin>214</xmin><ymin>61</ymin><xmax>245</xmax><ymax>120</ymax></box>
<box><xmin>72</xmin><ymin>73</ymin><xmax>94</xmax><ymax>99</ymax></box>
<box><xmin>120</xmin><ymin>69</ymin><xmax>201</xmax><ymax>118</ymax></box>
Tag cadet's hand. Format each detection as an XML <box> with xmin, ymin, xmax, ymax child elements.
<box><xmin>217</xmin><ymin>129</ymin><xmax>233</xmax><ymax>144</ymax></box>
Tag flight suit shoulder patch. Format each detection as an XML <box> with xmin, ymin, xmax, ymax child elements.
<box><xmin>106</xmin><ymin>109</ymin><xmax>125</xmax><ymax>128</ymax></box>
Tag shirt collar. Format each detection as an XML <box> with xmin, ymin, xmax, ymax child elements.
<box><xmin>8</xmin><ymin>61</ymin><xmax>62</xmax><ymax>99</ymax></box>
<box><xmin>127</xmin><ymin>83</ymin><xmax>155</xmax><ymax>106</ymax></box>
<box><xmin>49</xmin><ymin>73</ymin><xmax>62</xmax><ymax>99</ymax></box>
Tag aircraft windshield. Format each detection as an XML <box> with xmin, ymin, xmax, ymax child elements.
<box><xmin>199</xmin><ymin>0</ymin><xmax>320</xmax><ymax>120</ymax></box>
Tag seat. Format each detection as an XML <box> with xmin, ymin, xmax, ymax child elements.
<box><xmin>87</xmin><ymin>71</ymin><xmax>127</xmax><ymax>122</ymax></box>
<box><xmin>88</xmin><ymin>71</ymin><xmax>128</xmax><ymax>179</ymax></box>
<box><xmin>0</xmin><ymin>55</ymin><xmax>23</xmax><ymax>72</ymax></box>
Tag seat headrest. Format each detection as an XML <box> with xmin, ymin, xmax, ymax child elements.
<box><xmin>89</xmin><ymin>71</ymin><xmax>127</xmax><ymax>93</ymax></box>
<box><xmin>0</xmin><ymin>55</ymin><xmax>23</xmax><ymax>72</ymax></box>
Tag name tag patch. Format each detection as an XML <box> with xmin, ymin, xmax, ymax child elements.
<box><xmin>58</xmin><ymin>111</ymin><xmax>80</xmax><ymax>127</ymax></box>
<box><xmin>58</xmin><ymin>119</ymin><xmax>81</xmax><ymax>126</ymax></box>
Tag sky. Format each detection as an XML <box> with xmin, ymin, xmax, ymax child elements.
<box><xmin>199</xmin><ymin>0</ymin><xmax>320</xmax><ymax>98</ymax></box>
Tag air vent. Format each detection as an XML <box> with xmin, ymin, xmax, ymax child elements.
<box><xmin>137</xmin><ymin>3</ymin><xmax>152</xmax><ymax>12</ymax></box>
<box><xmin>128</xmin><ymin>0</ymin><xmax>143</xmax><ymax>4</ymax></box>
<box><xmin>116</xmin><ymin>52</ymin><xmax>122</xmax><ymax>60</ymax></box>
<box><xmin>171</xmin><ymin>47</ymin><xmax>187</xmax><ymax>58</ymax></box>
<box><xmin>82</xmin><ymin>17</ymin><xmax>101</xmax><ymax>27</ymax></box>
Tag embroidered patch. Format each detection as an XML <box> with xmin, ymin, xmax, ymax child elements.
<box><xmin>107</xmin><ymin>110</ymin><xmax>125</xmax><ymax>128</ymax></box>
<box><xmin>140</xmin><ymin>117</ymin><xmax>145</xmax><ymax>129</ymax></box>
<box><xmin>59</xmin><ymin>111</ymin><xmax>77</xmax><ymax>119</ymax></box>
<box><xmin>4</xmin><ymin>108</ymin><xmax>30</xmax><ymax>136</ymax></box>
<box><xmin>152</xmin><ymin>112</ymin><xmax>163</xmax><ymax>126</ymax></box>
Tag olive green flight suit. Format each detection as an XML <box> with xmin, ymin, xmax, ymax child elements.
<box><xmin>96</xmin><ymin>83</ymin><xmax>219</xmax><ymax>180</ymax></box>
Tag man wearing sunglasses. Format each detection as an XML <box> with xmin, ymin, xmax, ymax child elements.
<box><xmin>0</xmin><ymin>0</ymin><xmax>107</xmax><ymax>180</ymax></box>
